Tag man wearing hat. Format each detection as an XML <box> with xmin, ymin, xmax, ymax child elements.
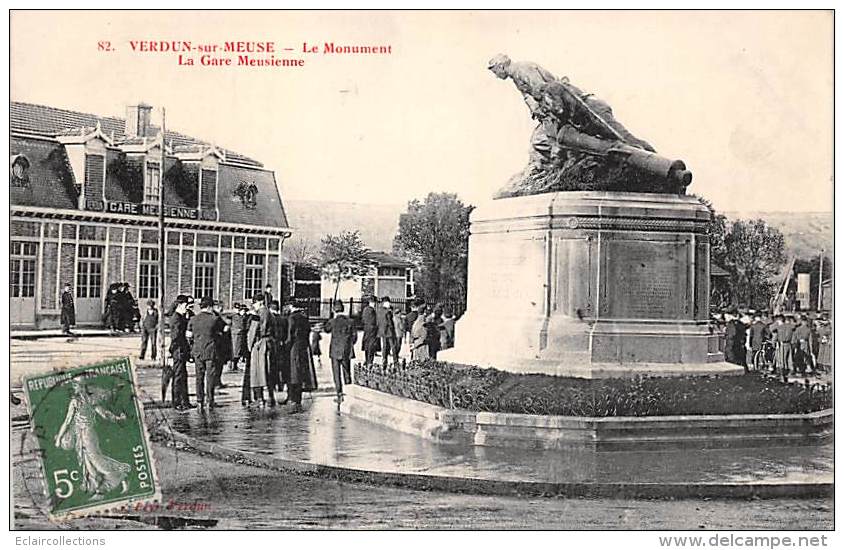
<box><xmin>229</xmin><ymin>303</ymin><xmax>248</xmax><ymax>371</ymax></box>
<box><xmin>287</xmin><ymin>303</ymin><xmax>317</xmax><ymax>412</ymax></box>
<box><xmin>724</xmin><ymin>309</ymin><xmax>747</xmax><ymax>368</ymax></box>
<box><xmin>167</xmin><ymin>295</ymin><xmax>194</xmax><ymax>411</ymax></box>
<box><xmin>188</xmin><ymin>296</ymin><xmax>226</xmax><ymax>408</ymax></box>
<box><xmin>139</xmin><ymin>299</ymin><xmax>159</xmax><ymax>361</ymax></box>
<box><xmin>60</xmin><ymin>281</ymin><xmax>76</xmax><ymax>336</ymax></box>
<box><xmin>324</xmin><ymin>301</ymin><xmax>357</xmax><ymax>404</ymax></box>
<box><xmin>791</xmin><ymin>313</ymin><xmax>814</xmax><ymax>376</ymax></box>
<box><xmin>746</xmin><ymin>311</ymin><xmax>769</xmax><ymax>370</ymax></box>
<box><xmin>361</xmin><ymin>295</ymin><xmax>379</xmax><ymax>366</ymax></box>
<box><xmin>770</xmin><ymin>313</ymin><xmax>796</xmax><ymax>378</ymax></box>
<box><xmin>376</xmin><ymin>296</ymin><xmax>400</xmax><ymax>367</ymax></box>
<box><xmin>246</xmin><ymin>291</ymin><xmax>275</xmax><ymax>405</ymax></box>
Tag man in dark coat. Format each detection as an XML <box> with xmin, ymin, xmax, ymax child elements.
<box><xmin>139</xmin><ymin>300</ymin><xmax>159</xmax><ymax>361</ymax></box>
<box><xmin>60</xmin><ymin>282</ymin><xmax>75</xmax><ymax>335</ymax></box>
<box><xmin>287</xmin><ymin>305</ymin><xmax>317</xmax><ymax>412</ymax></box>
<box><xmin>123</xmin><ymin>283</ymin><xmax>139</xmax><ymax>332</ymax></box>
<box><xmin>376</xmin><ymin>296</ymin><xmax>399</xmax><ymax>367</ymax></box>
<box><xmin>212</xmin><ymin>300</ymin><xmax>232</xmax><ymax>389</ymax></box>
<box><xmin>167</xmin><ymin>295</ymin><xmax>195</xmax><ymax>411</ymax></box>
<box><xmin>188</xmin><ymin>296</ymin><xmax>226</xmax><ymax>408</ymax></box>
<box><xmin>747</xmin><ymin>312</ymin><xmax>768</xmax><ymax>370</ymax></box>
<box><xmin>791</xmin><ymin>313</ymin><xmax>814</xmax><ymax>375</ymax></box>
<box><xmin>275</xmin><ymin>303</ymin><xmax>292</xmax><ymax>398</ymax></box>
<box><xmin>723</xmin><ymin>311</ymin><xmax>746</xmax><ymax>367</ymax></box>
<box><xmin>267</xmin><ymin>300</ymin><xmax>287</xmax><ymax>395</ymax></box>
<box><xmin>361</xmin><ymin>296</ymin><xmax>378</xmax><ymax>365</ymax></box>
<box><xmin>324</xmin><ymin>301</ymin><xmax>357</xmax><ymax>402</ymax></box>
<box><xmin>104</xmin><ymin>284</ymin><xmax>121</xmax><ymax>333</ymax></box>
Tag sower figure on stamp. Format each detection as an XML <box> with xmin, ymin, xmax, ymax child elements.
<box><xmin>324</xmin><ymin>301</ymin><xmax>356</xmax><ymax>405</ymax></box>
<box><xmin>167</xmin><ymin>295</ymin><xmax>195</xmax><ymax>411</ymax></box>
<box><xmin>139</xmin><ymin>300</ymin><xmax>159</xmax><ymax>361</ymax></box>
<box><xmin>54</xmin><ymin>379</ymin><xmax>130</xmax><ymax>500</ymax></box>
<box><xmin>188</xmin><ymin>296</ymin><xmax>226</xmax><ymax>409</ymax></box>
<box><xmin>60</xmin><ymin>282</ymin><xmax>76</xmax><ymax>336</ymax></box>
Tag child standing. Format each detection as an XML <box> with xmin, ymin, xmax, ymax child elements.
<box><xmin>310</xmin><ymin>324</ymin><xmax>323</xmax><ymax>369</ymax></box>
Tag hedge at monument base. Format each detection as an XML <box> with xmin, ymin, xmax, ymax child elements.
<box><xmin>353</xmin><ymin>360</ymin><xmax>832</xmax><ymax>417</ymax></box>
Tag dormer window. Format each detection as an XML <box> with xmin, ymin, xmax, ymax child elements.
<box><xmin>10</xmin><ymin>154</ymin><xmax>30</xmax><ymax>187</ymax></box>
<box><xmin>144</xmin><ymin>163</ymin><xmax>160</xmax><ymax>204</ymax></box>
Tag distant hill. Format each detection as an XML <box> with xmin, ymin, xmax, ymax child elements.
<box><xmin>724</xmin><ymin>211</ymin><xmax>832</xmax><ymax>260</ymax></box>
<box><xmin>281</xmin><ymin>200</ymin><xmax>832</xmax><ymax>264</ymax></box>
<box><xmin>283</xmin><ymin>199</ymin><xmax>404</xmax><ymax>258</ymax></box>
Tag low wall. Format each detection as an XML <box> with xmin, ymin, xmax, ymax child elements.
<box><xmin>341</xmin><ymin>385</ymin><xmax>833</xmax><ymax>451</ymax></box>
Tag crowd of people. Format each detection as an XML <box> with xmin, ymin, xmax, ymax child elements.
<box><xmin>145</xmin><ymin>286</ymin><xmax>319</xmax><ymax>413</ymax></box>
<box><xmin>103</xmin><ymin>283</ymin><xmax>140</xmax><ymax>334</ymax></box>
<box><xmin>138</xmin><ymin>290</ymin><xmax>459</xmax><ymax>412</ymax></box>
<box><xmin>359</xmin><ymin>296</ymin><xmax>457</xmax><ymax>366</ymax></box>
<box><xmin>713</xmin><ymin>309</ymin><xmax>832</xmax><ymax>379</ymax></box>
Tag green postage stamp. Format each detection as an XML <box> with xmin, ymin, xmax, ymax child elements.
<box><xmin>23</xmin><ymin>358</ymin><xmax>160</xmax><ymax>519</ymax></box>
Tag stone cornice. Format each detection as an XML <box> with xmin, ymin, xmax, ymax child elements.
<box><xmin>471</xmin><ymin>214</ymin><xmax>711</xmax><ymax>235</ymax></box>
<box><xmin>10</xmin><ymin>205</ymin><xmax>293</xmax><ymax>237</ymax></box>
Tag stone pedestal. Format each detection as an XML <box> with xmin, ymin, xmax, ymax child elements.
<box><xmin>439</xmin><ymin>191</ymin><xmax>740</xmax><ymax>378</ymax></box>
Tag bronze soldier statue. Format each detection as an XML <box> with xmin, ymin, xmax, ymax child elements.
<box><xmin>488</xmin><ymin>54</ymin><xmax>691</xmax><ymax>198</ymax></box>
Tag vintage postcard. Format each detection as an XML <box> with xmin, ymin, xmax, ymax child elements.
<box><xmin>6</xmin><ymin>8</ymin><xmax>835</xmax><ymax>537</ymax></box>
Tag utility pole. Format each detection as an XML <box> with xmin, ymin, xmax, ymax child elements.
<box><xmin>157</xmin><ymin>107</ymin><xmax>167</xmax><ymax>375</ymax></box>
<box><xmin>817</xmin><ymin>250</ymin><xmax>824</xmax><ymax>311</ymax></box>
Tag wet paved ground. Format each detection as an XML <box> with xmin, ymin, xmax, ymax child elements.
<box><xmin>14</xmin><ymin>436</ymin><xmax>833</xmax><ymax>530</ymax></box>
<box><xmin>11</xmin><ymin>335</ymin><xmax>833</xmax><ymax>487</ymax></box>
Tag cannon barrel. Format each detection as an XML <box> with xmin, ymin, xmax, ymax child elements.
<box><xmin>556</xmin><ymin>126</ymin><xmax>692</xmax><ymax>188</ymax></box>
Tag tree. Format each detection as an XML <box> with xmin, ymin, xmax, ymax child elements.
<box><xmin>317</xmin><ymin>230</ymin><xmax>375</xmax><ymax>301</ymax></box>
<box><xmin>393</xmin><ymin>192</ymin><xmax>474</xmax><ymax>308</ymax></box>
<box><xmin>284</xmin><ymin>234</ymin><xmax>319</xmax><ymax>265</ymax></box>
<box><xmin>721</xmin><ymin>219</ymin><xmax>787</xmax><ymax>308</ymax></box>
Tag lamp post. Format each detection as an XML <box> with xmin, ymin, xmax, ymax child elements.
<box><xmin>157</xmin><ymin>107</ymin><xmax>167</xmax><ymax>375</ymax></box>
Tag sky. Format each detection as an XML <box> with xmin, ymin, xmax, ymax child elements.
<box><xmin>10</xmin><ymin>10</ymin><xmax>833</xmax><ymax>214</ymax></box>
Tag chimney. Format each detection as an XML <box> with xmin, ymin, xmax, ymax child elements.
<box><xmin>125</xmin><ymin>103</ymin><xmax>153</xmax><ymax>138</ymax></box>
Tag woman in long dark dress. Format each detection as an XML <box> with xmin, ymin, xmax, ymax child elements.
<box><xmin>286</xmin><ymin>306</ymin><xmax>318</xmax><ymax>412</ymax></box>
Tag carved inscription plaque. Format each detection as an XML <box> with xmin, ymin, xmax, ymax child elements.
<box><xmin>471</xmin><ymin>236</ymin><xmax>543</xmax><ymax>312</ymax></box>
<box><xmin>605</xmin><ymin>241</ymin><xmax>684</xmax><ymax>319</ymax></box>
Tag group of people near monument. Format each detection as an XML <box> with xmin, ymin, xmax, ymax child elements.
<box><xmin>148</xmin><ymin>286</ymin><xmax>318</xmax><ymax>412</ymax></box>
<box><xmin>359</xmin><ymin>295</ymin><xmax>456</xmax><ymax>365</ymax></box>
<box><xmin>138</xmin><ymin>289</ymin><xmax>458</xmax><ymax>412</ymax></box>
<box><xmin>715</xmin><ymin>309</ymin><xmax>832</xmax><ymax>377</ymax></box>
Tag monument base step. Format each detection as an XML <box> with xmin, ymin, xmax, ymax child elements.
<box><xmin>436</xmin><ymin>348</ymin><xmax>744</xmax><ymax>379</ymax></box>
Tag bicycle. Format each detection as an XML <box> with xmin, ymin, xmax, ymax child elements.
<box><xmin>751</xmin><ymin>340</ymin><xmax>776</xmax><ymax>373</ymax></box>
